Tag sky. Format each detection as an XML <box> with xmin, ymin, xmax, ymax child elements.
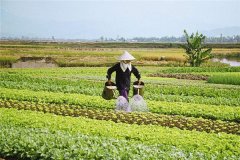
<box><xmin>1</xmin><ymin>0</ymin><xmax>240</xmax><ymax>39</ymax></box>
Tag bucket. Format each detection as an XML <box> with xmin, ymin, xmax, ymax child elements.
<box><xmin>102</xmin><ymin>82</ymin><xmax>117</xmax><ymax>100</ymax></box>
<box><xmin>133</xmin><ymin>81</ymin><xmax>144</xmax><ymax>97</ymax></box>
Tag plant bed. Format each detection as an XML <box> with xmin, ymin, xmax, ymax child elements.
<box><xmin>148</xmin><ymin>73</ymin><xmax>209</xmax><ymax>80</ymax></box>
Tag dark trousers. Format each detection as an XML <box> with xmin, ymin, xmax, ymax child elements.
<box><xmin>119</xmin><ymin>89</ymin><xmax>129</xmax><ymax>101</ymax></box>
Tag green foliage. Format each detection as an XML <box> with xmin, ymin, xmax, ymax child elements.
<box><xmin>148</xmin><ymin>100</ymin><xmax>240</xmax><ymax>122</ymax></box>
<box><xmin>0</xmin><ymin>88</ymin><xmax>239</xmax><ymax>122</ymax></box>
<box><xmin>208</xmin><ymin>73</ymin><xmax>240</xmax><ymax>85</ymax></box>
<box><xmin>0</xmin><ymin>57</ymin><xmax>18</xmax><ymax>68</ymax></box>
<box><xmin>161</xmin><ymin>66</ymin><xmax>240</xmax><ymax>73</ymax></box>
<box><xmin>149</xmin><ymin>73</ymin><xmax>209</xmax><ymax>80</ymax></box>
<box><xmin>1</xmin><ymin>108</ymin><xmax>240</xmax><ymax>159</ymax></box>
<box><xmin>181</xmin><ymin>30</ymin><xmax>213</xmax><ymax>67</ymax></box>
<box><xmin>1</xmin><ymin>71</ymin><xmax>240</xmax><ymax>106</ymax></box>
<box><xmin>1</xmin><ymin>99</ymin><xmax>239</xmax><ymax>134</ymax></box>
<box><xmin>1</xmin><ymin>125</ymin><xmax>201</xmax><ymax>160</ymax></box>
<box><xmin>0</xmin><ymin>67</ymin><xmax>239</xmax><ymax>159</ymax></box>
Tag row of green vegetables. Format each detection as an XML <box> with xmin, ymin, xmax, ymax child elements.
<box><xmin>1</xmin><ymin>125</ymin><xmax>206</xmax><ymax>160</ymax></box>
<box><xmin>160</xmin><ymin>66</ymin><xmax>240</xmax><ymax>73</ymax></box>
<box><xmin>0</xmin><ymin>66</ymin><xmax>230</xmax><ymax>78</ymax></box>
<box><xmin>156</xmin><ymin>67</ymin><xmax>240</xmax><ymax>85</ymax></box>
<box><xmin>1</xmin><ymin>99</ymin><xmax>239</xmax><ymax>134</ymax></box>
<box><xmin>2</xmin><ymin>66</ymin><xmax>240</xmax><ymax>90</ymax></box>
<box><xmin>148</xmin><ymin>72</ymin><xmax>240</xmax><ymax>85</ymax></box>
<box><xmin>0</xmin><ymin>67</ymin><xmax>108</xmax><ymax>77</ymax></box>
<box><xmin>1</xmin><ymin>72</ymin><xmax>239</xmax><ymax>98</ymax></box>
<box><xmin>1</xmin><ymin>108</ymin><xmax>239</xmax><ymax>159</ymax></box>
<box><xmin>3</xmin><ymin>71</ymin><xmax>240</xmax><ymax>98</ymax></box>
<box><xmin>0</xmin><ymin>87</ymin><xmax>239</xmax><ymax>122</ymax></box>
<box><xmin>2</xmin><ymin>66</ymin><xmax>240</xmax><ymax>78</ymax></box>
<box><xmin>0</xmin><ymin>73</ymin><xmax>239</xmax><ymax>106</ymax></box>
<box><xmin>207</xmin><ymin>73</ymin><xmax>240</xmax><ymax>85</ymax></box>
<box><xmin>148</xmin><ymin>73</ymin><xmax>209</xmax><ymax>80</ymax></box>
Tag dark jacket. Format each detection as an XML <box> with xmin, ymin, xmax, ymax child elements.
<box><xmin>106</xmin><ymin>63</ymin><xmax>141</xmax><ymax>90</ymax></box>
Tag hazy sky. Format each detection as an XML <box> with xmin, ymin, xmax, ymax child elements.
<box><xmin>1</xmin><ymin>0</ymin><xmax>240</xmax><ymax>39</ymax></box>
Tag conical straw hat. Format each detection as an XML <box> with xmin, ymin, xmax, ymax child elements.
<box><xmin>117</xmin><ymin>51</ymin><xmax>135</xmax><ymax>61</ymax></box>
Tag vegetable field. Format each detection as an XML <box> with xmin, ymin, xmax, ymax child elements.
<box><xmin>0</xmin><ymin>66</ymin><xmax>240</xmax><ymax>159</ymax></box>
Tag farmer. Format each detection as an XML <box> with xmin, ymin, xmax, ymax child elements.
<box><xmin>106</xmin><ymin>51</ymin><xmax>141</xmax><ymax>100</ymax></box>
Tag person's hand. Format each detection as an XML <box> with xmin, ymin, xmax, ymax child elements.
<box><xmin>108</xmin><ymin>80</ymin><xmax>112</xmax><ymax>85</ymax></box>
<box><xmin>138</xmin><ymin>80</ymin><xmax>141</xmax><ymax>85</ymax></box>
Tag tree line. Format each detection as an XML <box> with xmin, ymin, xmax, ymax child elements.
<box><xmin>129</xmin><ymin>35</ymin><xmax>240</xmax><ymax>43</ymax></box>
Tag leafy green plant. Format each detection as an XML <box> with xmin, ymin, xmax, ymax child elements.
<box><xmin>181</xmin><ymin>30</ymin><xmax>213</xmax><ymax>67</ymax></box>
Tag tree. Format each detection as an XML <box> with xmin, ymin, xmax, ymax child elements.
<box><xmin>181</xmin><ymin>30</ymin><xmax>213</xmax><ymax>67</ymax></box>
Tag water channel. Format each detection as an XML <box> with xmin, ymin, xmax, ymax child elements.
<box><xmin>212</xmin><ymin>58</ymin><xmax>240</xmax><ymax>66</ymax></box>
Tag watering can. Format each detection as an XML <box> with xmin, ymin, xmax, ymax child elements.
<box><xmin>102</xmin><ymin>81</ymin><xmax>117</xmax><ymax>100</ymax></box>
<box><xmin>133</xmin><ymin>81</ymin><xmax>144</xmax><ymax>97</ymax></box>
<box><xmin>130</xmin><ymin>81</ymin><xmax>148</xmax><ymax>112</ymax></box>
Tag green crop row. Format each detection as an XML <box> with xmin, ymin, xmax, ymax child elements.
<box><xmin>1</xmin><ymin>72</ymin><xmax>239</xmax><ymax>98</ymax></box>
<box><xmin>0</xmin><ymin>87</ymin><xmax>115</xmax><ymax>109</ymax></box>
<box><xmin>146</xmin><ymin>84</ymin><xmax>240</xmax><ymax>98</ymax></box>
<box><xmin>146</xmin><ymin>93</ymin><xmax>240</xmax><ymax>106</ymax></box>
<box><xmin>161</xmin><ymin>67</ymin><xmax>240</xmax><ymax>73</ymax></box>
<box><xmin>0</xmin><ymin>73</ymin><xmax>102</xmax><ymax>96</ymax></box>
<box><xmin>1</xmin><ymin>125</ymin><xmax>209</xmax><ymax>160</ymax></box>
<box><xmin>148</xmin><ymin>100</ymin><xmax>240</xmax><ymax>122</ymax></box>
<box><xmin>0</xmin><ymin>87</ymin><xmax>239</xmax><ymax>122</ymax></box>
<box><xmin>1</xmin><ymin>78</ymin><xmax>238</xmax><ymax>106</ymax></box>
<box><xmin>148</xmin><ymin>73</ymin><xmax>209</xmax><ymax>80</ymax></box>
<box><xmin>208</xmin><ymin>73</ymin><xmax>240</xmax><ymax>85</ymax></box>
<box><xmin>1</xmin><ymin>99</ymin><xmax>239</xmax><ymax>134</ymax></box>
<box><xmin>1</xmin><ymin>108</ymin><xmax>239</xmax><ymax>159</ymax></box>
<box><xmin>1</xmin><ymin>73</ymin><xmax>240</xmax><ymax>106</ymax></box>
<box><xmin>4</xmin><ymin>66</ymin><xmax>238</xmax><ymax>90</ymax></box>
<box><xmin>2</xmin><ymin>66</ymin><xmax>240</xmax><ymax>88</ymax></box>
<box><xmin>2</xmin><ymin>66</ymin><xmax>102</xmax><ymax>79</ymax></box>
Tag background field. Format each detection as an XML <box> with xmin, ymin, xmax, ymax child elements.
<box><xmin>1</xmin><ymin>41</ymin><xmax>240</xmax><ymax>67</ymax></box>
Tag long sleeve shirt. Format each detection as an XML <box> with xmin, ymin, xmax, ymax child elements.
<box><xmin>107</xmin><ymin>63</ymin><xmax>141</xmax><ymax>90</ymax></box>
